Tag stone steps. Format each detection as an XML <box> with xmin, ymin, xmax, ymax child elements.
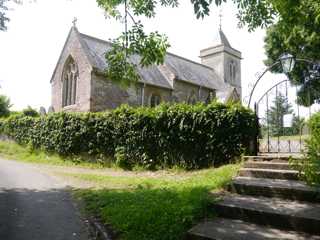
<box><xmin>187</xmin><ymin>218</ymin><xmax>320</xmax><ymax>240</ymax></box>
<box><xmin>210</xmin><ymin>194</ymin><xmax>320</xmax><ymax>235</ymax></box>
<box><xmin>239</xmin><ymin>168</ymin><xmax>299</xmax><ymax>180</ymax></box>
<box><xmin>187</xmin><ymin>154</ymin><xmax>320</xmax><ymax>239</ymax></box>
<box><xmin>228</xmin><ymin>177</ymin><xmax>320</xmax><ymax>203</ymax></box>
<box><xmin>243</xmin><ymin>155</ymin><xmax>303</xmax><ymax>162</ymax></box>
<box><xmin>243</xmin><ymin>161</ymin><xmax>292</xmax><ymax>170</ymax></box>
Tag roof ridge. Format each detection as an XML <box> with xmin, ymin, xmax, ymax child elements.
<box><xmin>166</xmin><ymin>52</ymin><xmax>214</xmax><ymax>70</ymax></box>
<box><xmin>79</xmin><ymin>32</ymin><xmax>112</xmax><ymax>45</ymax></box>
<box><xmin>79</xmin><ymin>31</ymin><xmax>215</xmax><ymax>71</ymax></box>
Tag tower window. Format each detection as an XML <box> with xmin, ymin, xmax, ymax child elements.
<box><xmin>229</xmin><ymin>61</ymin><xmax>236</xmax><ymax>83</ymax></box>
<box><xmin>62</xmin><ymin>56</ymin><xmax>78</xmax><ymax>107</ymax></box>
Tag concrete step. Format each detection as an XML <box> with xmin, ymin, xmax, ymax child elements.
<box><xmin>210</xmin><ymin>194</ymin><xmax>320</xmax><ymax>235</ymax></box>
<box><xmin>228</xmin><ymin>177</ymin><xmax>320</xmax><ymax>203</ymax></box>
<box><xmin>243</xmin><ymin>155</ymin><xmax>302</xmax><ymax>163</ymax></box>
<box><xmin>243</xmin><ymin>161</ymin><xmax>292</xmax><ymax>170</ymax></box>
<box><xmin>187</xmin><ymin>218</ymin><xmax>320</xmax><ymax>240</ymax></box>
<box><xmin>239</xmin><ymin>168</ymin><xmax>299</xmax><ymax>180</ymax></box>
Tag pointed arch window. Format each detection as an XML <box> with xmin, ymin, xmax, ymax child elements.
<box><xmin>187</xmin><ymin>91</ymin><xmax>197</xmax><ymax>105</ymax></box>
<box><xmin>62</xmin><ymin>57</ymin><xmax>78</xmax><ymax>107</ymax></box>
<box><xmin>229</xmin><ymin>61</ymin><xmax>236</xmax><ymax>83</ymax></box>
<box><xmin>150</xmin><ymin>94</ymin><xmax>161</xmax><ymax>107</ymax></box>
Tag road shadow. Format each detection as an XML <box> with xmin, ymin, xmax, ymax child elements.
<box><xmin>0</xmin><ymin>188</ymin><xmax>89</xmax><ymax>240</ymax></box>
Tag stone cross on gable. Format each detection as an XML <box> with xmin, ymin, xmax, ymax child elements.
<box><xmin>72</xmin><ymin>17</ymin><xmax>78</xmax><ymax>28</ymax></box>
<box><xmin>219</xmin><ymin>9</ymin><xmax>223</xmax><ymax>30</ymax></box>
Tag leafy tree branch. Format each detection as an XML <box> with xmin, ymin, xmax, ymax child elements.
<box><xmin>0</xmin><ymin>0</ymin><xmax>23</xmax><ymax>31</ymax></box>
<box><xmin>264</xmin><ymin>0</ymin><xmax>320</xmax><ymax>106</ymax></box>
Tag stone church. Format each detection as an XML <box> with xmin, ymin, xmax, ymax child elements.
<box><xmin>50</xmin><ymin>26</ymin><xmax>242</xmax><ymax>112</ymax></box>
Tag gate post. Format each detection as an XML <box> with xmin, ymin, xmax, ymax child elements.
<box><xmin>253</xmin><ymin>102</ymin><xmax>259</xmax><ymax>156</ymax></box>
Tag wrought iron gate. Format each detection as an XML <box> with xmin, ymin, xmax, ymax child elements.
<box><xmin>254</xmin><ymin>80</ymin><xmax>309</xmax><ymax>153</ymax></box>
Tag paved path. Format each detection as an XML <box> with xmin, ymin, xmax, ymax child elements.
<box><xmin>0</xmin><ymin>159</ymin><xmax>89</xmax><ymax>240</ymax></box>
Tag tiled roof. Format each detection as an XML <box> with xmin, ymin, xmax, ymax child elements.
<box><xmin>79</xmin><ymin>31</ymin><xmax>227</xmax><ymax>90</ymax></box>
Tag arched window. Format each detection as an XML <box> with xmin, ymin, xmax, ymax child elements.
<box><xmin>205</xmin><ymin>90</ymin><xmax>216</xmax><ymax>104</ymax></box>
<box><xmin>62</xmin><ymin>57</ymin><xmax>78</xmax><ymax>107</ymax></box>
<box><xmin>150</xmin><ymin>94</ymin><xmax>161</xmax><ymax>107</ymax></box>
<box><xmin>187</xmin><ymin>91</ymin><xmax>197</xmax><ymax>105</ymax></box>
<box><xmin>229</xmin><ymin>61</ymin><xmax>236</xmax><ymax>83</ymax></box>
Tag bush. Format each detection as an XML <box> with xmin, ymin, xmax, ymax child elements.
<box><xmin>294</xmin><ymin>112</ymin><xmax>320</xmax><ymax>185</ymax></box>
<box><xmin>0</xmin><ymin>102</ymin><xmax>257</xmax><ymax>169</ymax></box>
<box><xmin>22</xmin><ymin>106</ymin><xmax>39</xmax><ymax>117</ymax></box>
<box><xmin>0</xmin><ymin>95</ymin><xmax>11</xmax><ymax>118</ymax></box>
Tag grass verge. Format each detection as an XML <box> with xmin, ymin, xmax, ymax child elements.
<box><xmin>0</xmin><ymin>140</ymin><xmax>240</xmax><ymax>239</ymax></box>
<box><xmin>74</xmin><ymin>164</ymin><xmax>239</xmax><ymax>240</ymax></box>
<box><xmin>0</xmin><ymin>140</ymin><xmax>107</xmax><ymax>169</ymax></box>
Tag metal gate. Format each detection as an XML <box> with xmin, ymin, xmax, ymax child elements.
<box><xmin>254</xmin><ymin>80</ymin><xmax>309</xmax><ymax>153</ymax></box>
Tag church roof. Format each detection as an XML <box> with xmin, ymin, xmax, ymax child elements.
<box><xmin>212</xmin><ymin>29</ymin><xmax>232</xmax><ymax>48</ymax></box>
<box><xmin>78</xmin><ymin>30</ymin><xmax>227</xmax><ymax>90</ymax></box>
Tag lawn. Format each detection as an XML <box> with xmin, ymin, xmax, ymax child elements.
<box><xmin>0</xmin><ymin>140</ymin><xmax>240</xmax><ymax>240</ymax></box>
<box><xmin>73</xmin><ymin>164</ymin><xmax>239</xmax><ymax>240</ymax></box>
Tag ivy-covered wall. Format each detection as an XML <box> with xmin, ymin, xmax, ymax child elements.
<box><xmin>0</xmin><ymin>102</ymin><xmax>257</xmax><ymax>169</ymax></box>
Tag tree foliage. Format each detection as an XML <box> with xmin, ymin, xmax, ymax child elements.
<box><xmin>266</xmin><ymin>93</ymin><xmax>292</xmax><ymax>137</ymax></box>
<box><xmin>97</xmin><ymin>0</ymin><xmax>284</xmax><ymax>86</ymax></box>
<box><xmin>22</xmin><ymin>106</ymin><xmax>39</xmax><ymax>117</ymax></box>
<box><xmin>105</xmin><ymin>22</ymin><xmax>170</xmax><ymax>87</ymax></box>
<box><xmin>0</xmin><ymin>0</ymin><xmax>22</xmax><ymax>31</ymax></box>
<box><xmin>0</xmin><ymin>94</ymin><xmax>11</xmax><ymax>117</ymax></box>
<box><xmin>0</xmin><ymin>0</ymin><xmax>10</xmax><ymax>31</ymax></box>
<box><xmin>4</xmin><ymin>0</ymin><xmax>317</xmax><ymax>93</ymax></box>
<box><xmin>292</xmin><ymin>112</ymin><xmax>320</xmax><ymax>186</ymax></box>
<box><xmin>264</xmin><ymin>0</ymin><xmax>320</xmax><ymax>106</ymax></box>
<box><xmin>264</xmin><ymin>93</ymin><xmax>305</xmax><ymax>137</ymax></box>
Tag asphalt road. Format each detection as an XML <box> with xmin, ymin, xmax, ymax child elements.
<box><xmin>0</xmin><ymin>159</ymin><xmax>89</xmax><ymax>240</ymax></box>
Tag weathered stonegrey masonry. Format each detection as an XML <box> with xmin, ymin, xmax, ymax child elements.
<box><xmin>50</xmin><ymin>26</ymin><xmax>242</xmax><ymax>112</ymax></box>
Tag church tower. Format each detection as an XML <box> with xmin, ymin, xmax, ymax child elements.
<box><xmin>199</xmin><ymin>29</ymin><xmax>242</xmax><ymax>99</ymax></box>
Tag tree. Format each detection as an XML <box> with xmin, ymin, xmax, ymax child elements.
<box><xmin>22</xmin><ymin>106</ymin><xmax>39</xmax><ymax>117</ymax></box>
<box><xmin>264</xmin><ymin>0</ymin><xmax>320</xmax><ymax>106</ymax></box>
<box><xmin>97</xmin><ymin>0</ymin><xmax>310</xmax><ymax>87</ymax></box>
<box><xmin>3</xmin><ymin>0</ymin><xmax>317</xmax><ymax>89</ymax></box>
<box><xmin>290</xmin><ymin>115</ymin><xmax>305</xmax><ymax>136</ymax></box>
<box><xmin>266</xmin><ymin>93</ymin><xmax>293</xmax><ymax>137</ymax></box>
<box><xmin>0</xmin><ymin>0</ymin><xmax>9</xmax><ymax>31</ymax></box>
<box><xmin>0</xmin><ymin>0</ymin><xmax>22</xmax><ymax>31</ymax></box>
<box><xmin>0</xmin><ymin>94</ymin><xmax>11</xmax><ymax>117</ymax></box>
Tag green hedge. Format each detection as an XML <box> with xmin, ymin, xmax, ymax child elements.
<box><xmin>0</xmin><ymin>102</ymin><xmax>257</xmax><ymax>169</ymax></box>
<box><xmin>297</xmin><ymin>112</ymin><xmax>320</xmax><ymax>185</ymax></box>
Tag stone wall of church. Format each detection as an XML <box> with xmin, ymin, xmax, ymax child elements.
<box><xmin>172</xmin><ymin>80</ymin><xmax>212</xmax><ymax>103</ymax></box>
<box><xmin>51</xmin><ymin>29</ymin><xmax>92</xmax><ymax>112</ymax></box>
<box><xmin>223</xmin><ymin>53</ymin><xmax>242</xmax><ymax>99</ymax></box>
<box><xmin>89</xmin><ymin>78</ymin><xmax>213</xmax><ymax>110</ymax></box>
<box><xmin>200</xmin><ymin>87</ymin><xmax>212</xmax><ymax>102</ymax></box>
<box><xmin>143</xmin><ymin>85</ymin><xmax>172</xmax><ymax>106</ymax></box>
<box><xmin>201</xmin><ymin>52</ymin><xmax>225</xmax><ymax>82</ymax></box>
<box><xmin>90</xmin><ymin>73</ymin><xmax>142</xmax><ymax>111</ymax></box>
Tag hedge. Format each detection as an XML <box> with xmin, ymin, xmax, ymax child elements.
<box><xmin>0</xmin><ymin>102</ymin><xmax>257</xmax><ymax>169</ymax></box>
<box><xmin>294</xmin><ymin>112</ymin><xmax>320</xmax><ymax>185</ymax></box>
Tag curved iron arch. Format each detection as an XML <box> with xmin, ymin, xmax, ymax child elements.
<box><xmin>248</xmin><ymin>58</ymin><xmax>315</xmax><ymax>109</ymax></box>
